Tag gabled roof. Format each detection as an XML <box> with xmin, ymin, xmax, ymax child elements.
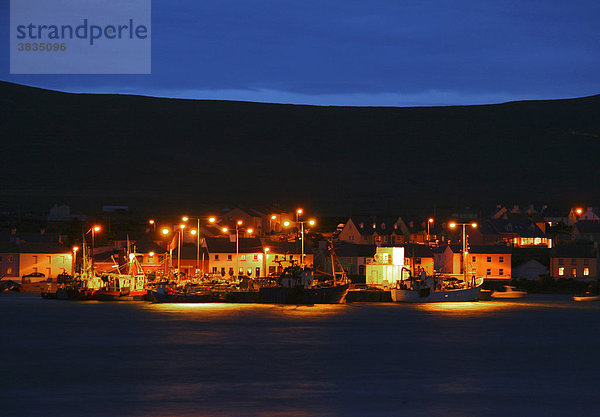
<box><xmin>551</xmin><ymin>244</ymin><xmax>597</xmax><ymax>258</ymax></box>
<box><xmin>489</xmin><ymin>218</ymin><xmax>546</xmax><ymax>238</ymax></box>
<box><xmin>349</xmin><ymin>216</ymin><xmax>402</xmax><ymax>236</ymax></box>
<box><xmin>0</xmin><ymin>232</ymin><xmax>65</xmax><ymax>244</ymax></box>
<box><xmin>263</xmin><ymin>240</ymin><xmax>304</xmax><ymax>255</ymax></box>
<box><xmin>171</xmin><ymin>245</ymin><xmax>210</xmax><ymax>259</ymax></box>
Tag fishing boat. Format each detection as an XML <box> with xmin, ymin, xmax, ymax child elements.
<box><xmin>258</xmin><ymin>244</ymin><xmax>350</xmax><ymax>304</ymax></box>
<box><xmin>491</xmin><ymin>285</ymin><xmax>528</xmax><ymax>299</ymax></box>
<box><xmin>96</xmin><ymin>253</ymin><xmax>147</xmax><ymax>301</ymax></box>
<box><xmin>390</xmin><ymin>272</ymin><xmax>483</xmax><ymax>303</ymax></box>
<box><xmin>41</xmin><ymin>242</ymin><xmax>104</xmax><ymax>300</ymax></box>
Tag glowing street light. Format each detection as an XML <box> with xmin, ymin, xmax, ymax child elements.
<box><xmin>263</xmin><ymin>247</ymin><xmax>270</xmax><ymax>277</ymax></box>
<box><xmin>72</xmin><ymin>246</ymin><xmax>79</xmax><ymax>275</ymax></box>
<box><xmin>449</xmin><ymin>221</ymin><xmax>478</xmax><ymax>282</ymax></box>
<box><xmin>576</xmin><ymin>208</ymin><xmax>583</xmax><ymax>215</ymax></box>
<box><xmin>284</xmin><ymin>218</ymin><xmax>316</xmax><ymax>266</ymax></box>
<box><xmin>86</xmin><ymin>225</ymin><xmax>102</xmax><ymax>269</ymax></box>
<box><xmin>427</xmin><ymin>218</ymin><xmax>434</xmax><ymax>241</ymax></box>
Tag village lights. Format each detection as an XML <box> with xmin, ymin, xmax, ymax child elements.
<box><xmin>449</xmin><ymin>222</ymin><xmax>478</xmax><ymax>281</ymax></box>
<box><xmin>161</xmin><ymin>227</ymin><xmax>170</xmax><ymax>235</ymax></box>
<box><xmin>576</xmin><ymin>208</ymin><xmax>583</xmax><ymax>215</ymax></box>
<box><xmin>190</xmin><ymin>229</ymin><xmax>197</xmax><ymax>236</ymax></box>
<box><xmin>247</xmin><ymin>228</ymin><xmax>253</xmax><ymax>235</ymax></box>
<box><xmin>222</xmin><ymin>227</ymin><xmax>228</xmax><ymax>233</ymax></box>
<box><xmin>284</xmin><ymin>218</ymin><xmax>316</xmax><ymax>266</ymax></box>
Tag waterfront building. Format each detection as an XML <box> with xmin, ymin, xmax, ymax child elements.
<box><xmin>0</xmin><ymin>242</ymin><xmax>73</xmax><ymax>281</ymax></box>
<box><xmin>549</xmin><ymin>244</ymin><xmax>598</xmax><ymax>279</ymax></box>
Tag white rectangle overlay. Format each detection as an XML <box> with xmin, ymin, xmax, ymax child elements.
<box><xmin>10</xmin><ymin>0</ymin><xmax>151</xmax><ymax>74</ymax></box>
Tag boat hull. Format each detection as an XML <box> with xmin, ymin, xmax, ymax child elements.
<box><xmin>490</xmin><ymin>291</ymin><xmax>527</xmax><ymax>299</ymax></box>
<box><xmin>258</xmin><ymin>284</ymin><xmax>349</xmax><ymax>304</ymax></box>
<box><xmin>390</xmin><ymin>285</ymin><xmax>481</xmax><ymax>303</ymax></box>
<box><xmin>573</xmin><ymin>295</ymin><xmax>600</xmax><ymax>302</ymax></box>
<box><xmin>97</xmin><ymin>290</ymin><xmax>147</xmax><ymax>301</ymax></box>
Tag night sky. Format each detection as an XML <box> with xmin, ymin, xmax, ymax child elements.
<box><xmin>1</xmin><ymin>0</ymin><xmax>599</xmax><ymax>106</ymax></box>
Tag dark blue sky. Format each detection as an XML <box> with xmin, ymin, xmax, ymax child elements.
<box><xmin>2</xmin><ymin>0</ymin><xmax>599</xmax><ymax>106</ymax></box>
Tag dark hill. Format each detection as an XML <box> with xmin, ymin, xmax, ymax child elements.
<box><xmin>1</xmin><ymin>81</ymin><xmax>599</xmax><ymax>214</ymax></box>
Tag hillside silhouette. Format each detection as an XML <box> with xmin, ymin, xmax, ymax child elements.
<box><xmin>1</xmin><ymin>81</ymin><xmax>599</xmax><ymax>214</ymax></box>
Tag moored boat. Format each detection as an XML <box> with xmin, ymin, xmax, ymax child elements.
<box><xmin>96</xmin><ymin>253</ymin><xmax>147</xmax><ymax>301</ymax></box>
<box><xmin>491</xmin><ymin>285</ymin><xmax>528</xmax><ymax>299</ymax></box>
<box><xmin>390</xmin><ymin>274</ymin><xmax>483</xmax><ymax>303</ymax></box>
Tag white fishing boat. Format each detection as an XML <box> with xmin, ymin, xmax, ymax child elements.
<box><xmin>491</xmin><ymin>285</ymin><xmax>528</xmax><ymax>299</ymax></box>
<box><xmin>390</xmin><ymin>273</ymin><xmax>483</xmax><ymax>303</ymax></box>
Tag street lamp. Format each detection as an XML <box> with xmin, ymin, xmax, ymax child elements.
<box><xmin>427</xmin><ymin>218</ymin><xmax>434</xmax><ymax>241</ymax></box>
<box><xmin>177</xmin><ymin>224</ymin><xmax>185</xmax><ymax>280</ymax></box>
<box><xmin>284</xmin><ymin>218</ymin><xmax>316</xmax><ymax>266</ymax></box>
<box><xmin>72</xmin><ymin>246</ymin><xmax>79</xmax><ymax>275</ymax></box>
<box><xmin>148</xmin><ymin>219</ymin><xmax>155</xmax><ymax>232</ymax></box>
<box><xmin>86</xmin><ymin>225</ymin><xmax>101</xmax><ymax>269</ymax></box>
<box><xmin>263</xmin><ymin>247</ymin><xmax>270</xmax><ymax>277</ymax></box>
<box><xmin>449</xmin><ymin>221</ymin><xmax>478</xmax><ymax>282</ymax></box>
<box><xmin>182</xmin><ymin>215</ymin><xmax>217</xmax><ymax>276</ymax></box>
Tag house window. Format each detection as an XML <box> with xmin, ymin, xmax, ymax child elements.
<box><xmin>254</xmin><ymin>254</ymin><xmax>258</xmax><ymax>261</ymax></box>
<box><xmin>486</xmin><ymin>256</ymin><xmax>491</xmax><ymax>262</ymax></box>
<box><xmin>268</xmin><ymin>266</ymin><xmax>276</xmax><ymax>275</ymax></box>
<box><xmin>472</xmin><ymin>256</ymin><xmax>476</xmax><ymax>262</ymax></box>
<box><xmin>558</xmin><ymin>259</ymin><xmax>563</xmax><ymax>265</ymax></box>
<box><xmin>558</xmin><ymin>267</ymin><xmax>564</xmax><ymax>276</ymax></box>
<box><xmin>414</xmin><ymin>257</ymin><xmax>421</xmax><ymax>265</ymax></box>
<box><xmin>499</xmin><ymin>269</ymin><xmax>504</xmax><ymax>276</ymax></box>
<box><xmin>228</xmin><ymin>254</ymin><xmax>232</xmax><ymax>260</ymax></box>
<box><xmin>215</xmin><ymin>254</ymin><xmax>219</xmax><ymax>260</ymax></box>
<box><xmin>499</xmin><ymin>256</ymin><xmax>504</xmax><ymax>263</ymax></box>
<box><xmin>229</xmin><ymin>268</ymin><xmax>234</xmax><ymax>276</ymax></box>
<box><xmin>7</xmin><ymin>256</ymin><xmax>13</xmax><ymax>263</ymax></box>
<box><xmin>382</xmin><ymin>253</ymin><xmax>389</xmax><ymax>263</ymax></box>
<box><xmin>572</xmin><ymin>268</ymin><xmax>577</xmax><ymax>278</ymax></box>
<box><xmin>241</xmin><ymin>255</ymin><xmax>246</xmax><ymax>261</ymax></box>
<box><xmin>584</xmin><ymin>267</ymin><xmax>590</xmax><ymax>276</ymax></box>
<box><xmin>7</xmin><ymin>267</ymin><xmax>12</xmax><ymax>274</ymax></box>
<box><xmin>212</xmin><ymin>267</ymin><xmax>217</xmax><ymax>274</ymax></box>
<box><xmin>220</xmin><ymin>267</ymin><xmax>226</xmax><ymax>276</ymax></box>
<box><xmin>274</xmin><ymin>255</ymin><xmax>279</xmax><ymax>261</ymax></box>
<box><xmin>486</xmin><ymin>269</ymin><xmax>491</xmax><ymax>275</ymax></box>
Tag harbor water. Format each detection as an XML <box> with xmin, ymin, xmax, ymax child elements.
<box><xmin>1</xmin><ymin>294</ymin><xmax>599</xmax><ymax>417</ymax></box>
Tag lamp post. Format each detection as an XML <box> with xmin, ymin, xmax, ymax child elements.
<box><xmin>148</xmin><ymin>219</ymin><xmax>155</xmax><ymax>232</ymax></box>
<box><xmin>449</xmin><ymin>221</ymin><xmax>478</xmax><ymax>282</ymax></box>
<box><xmin>182</xmin><ymin>216</ymin><xmax>217</xmax><ymax>277</ymax></box>
<box><xmin>86</xmin><ymin>225</ymin><xmax>101</xmax><ymax>270</ymax></box>
<box><xmin>72</xmin><ymin>246</ymin><xmax>79</xmax><ymax>275</ymax></box>
<box><xmin>236</xmin><ymin>220</ymin><xmax>242</xmax><ymax>278</ymax></box>
<box><xmin>427</xmin><ymin>218</ymin><xmax>434</xmax><ymax>242</ymax></box>
<box><xmin>177</xmin><ymin>224</ymin><xmax>185</xmax><ymax>280</ymax></box>
<box><xmin>284</xmin><ymin>218</ymin><xmax>316</xmax><ymax>266</ymax></box>
<box><xmin>264</xmin><ymin>247</ymin><xmax>269</xmax><ymax>277</ymax></box>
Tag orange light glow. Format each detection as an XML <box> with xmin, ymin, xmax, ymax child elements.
<box><xmin>308</xmin><ymin>219</ymin><xmax>316</xmax><ymax>226</ymax></box>
<box><xmin>149</xmin><ymin>252</ymin><xmax>155</xmax><ymax>257</ymax></box>
<box><xmin>471</xmin><ymin>222</ymin><xmax>478</xmax><ymax>228</ymax></box>
<box><xmin>93</xmin><ymin>225</ymin><xmax>101</xmax><ymax>232</ymax></box>
<box><xmin>182</xmin><ymin>216</ymin><xmax>189</xmax><ymax>222</ymax></box>
<box><xmin>271</xmin><ymin>215</ymin><xmax>276</xmax><ymax>220</ymax></box>
<box><xmin>208</xmin><ymin>217</ymin><xmax>216</xmax><ymax>223</ymax></box>
<box><xmin>449</xmin><ymin>222</ymin><xmax>457</xmax><ymax>228</ymax></box>
<box><xmin>428</xmin><ymin>218</ymin><xmax>434</xmax><ymax>223</ymax></box>
<box><xmin>264</xmin><ymin>247</ymin><xmax>270</xmax><ymax>253</ymax></box>
<box><xmin>283</xmin><ymin>220</ymin><xmax>291</xmax><ymax>227</ymax></box>
<box><xmin>297</xmin><ymin>208</ymin><xmax>303</xmax><ymax>215</ymax></box>
<box><xmin>575</xmin><ymin>208</ymin><xmax>583</xmax><ymax>215</ymax></box>
<box><xmin>237</xmin><ymin>220</ymin><xmax>243</xmax><ymax>226</ymax></box>
<box><xmin>149</xmin><ymin>219</ymin><xmax>155</xmax><ymax>225</ymax></box>
<box><xmin>247</xmin><ymin>228</ymin><xmax>253</xmax><ymax>234</ymax></box>
<box><xmin>179</xmin><ymin>224</ymin><xmax>186</xmax><ymax>229</ymax></box>
<box><xmin>72</xmin><ymin>246</ymin><xmax>79</xmax><ymax>252</ymax></box>
<box><xmin>161</xmin><ymin>228</ymin><xmax>170</xmax><ymax>235</ymax></box>
<box><xmin>222</xmin><ymin>227</ymin><xmax>228</xmax><ymax>233</ymax></box>
<box><xmin>190</xmin><ymin>229</ymin><xmax>197</xmax><ymax>236</ymax></box>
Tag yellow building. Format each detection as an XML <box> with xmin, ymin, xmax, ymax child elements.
<box><xmin>365</xmin><ymin>247</ymin><xmax>407</xmax><ymax>287</ymax></box>
<box><xmin>0</xmin><ymin>242</ymin><xmax>73</xmax><ymax>282</ymax></box>
<box><xmin>550</xmin><ymin>244</ymin><xmax>597</xmax><ymax>279</ymax></box>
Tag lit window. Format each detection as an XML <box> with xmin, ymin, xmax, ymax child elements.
<box><xmin>487</xmin><ymin>256</ymin><xmax>491</xmax><ymax>262</ymax></box>
<box><xmin>486</xmin><ymin>269</ymin><xmax>491</xmax><ymax>275</ymax></box>
<box><xmin>499</xmin><ymin>269</ymin><xmax>504</xmax><ymax>276</ymax></box>
<box><xmin>472</xmin><ymin>256</ymin><xmax>476</xmax><ymax>262</ymax></box>
<box><xmin>212</xmin><ymin>267</ymin><xmax>217</xmax><ymax>274</ymax></box>
<box><xmin>241</xmin><ymin>255</ymin><xmax>246</xmax><ymax>261</ymax></box>
<box><xmin>7</xmin><ymin>256</ymin><xmax>13</xmax><ymax>263</ymax></box>
<box><xmin>7</xmin><ymin>267</ymin><xmax>12</xmax><ymax>274</ymax></box>
<box><xmin>572</xmin><ymin>268</ymin><xmax>577</xmax><ymax>278</ymax></box>
<box><xmin>214</xmin><ymin>254</ymin><xmax>219</xmax><ymax>260</ymax></box>
<box><xmin>382</xmin><ymin>253</ymin><xmax>389</xmax><ymax>263</ymax></box>
<box><xmin>558</xmin><ymin>267</ymin><xmax>564</xmax><ymax>276</ymax></box>
<box><xmin>584</xmin><ymin>268</ymin><xmax>590</xmax><ymax>276</ymax></box>
<box><xmin>499</xmin><ymin>256</ymin><xmax>504</xmax><ymax>263</ymax></box>
<box><xmin>228</xmin><ymin>254</ymin><xmax>232</xmax><ymax>260</ymax></box>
